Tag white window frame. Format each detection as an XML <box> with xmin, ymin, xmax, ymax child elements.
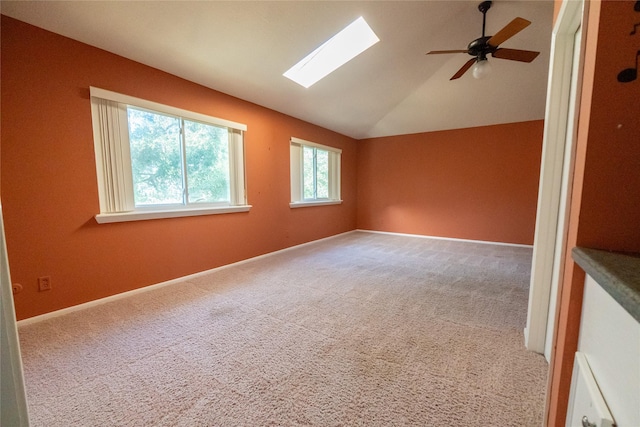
<box><xmin>90</xmin><ymin>87</ymin><xmax>250</xmax><ymax>223</ymax></box>
<box><xmin>290</xmin><ymin>137</ymin><xmax>342</xmax><ymax>208</ymax></box>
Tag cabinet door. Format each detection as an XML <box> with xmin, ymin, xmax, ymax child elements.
<box><xmin>579</xmin><ymin>275</ymin><xmax>640</xmax><ymax>426</ymax></box>
<box><xmin>566</xmin><ymin>352</ymin><xmax>615</xmax><ymax>427</ymax></box>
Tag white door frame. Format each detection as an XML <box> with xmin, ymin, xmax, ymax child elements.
<box><xmin>1</xmin><ymin>202</ymin><xmax>30</xmax><ymax>426</ymax></box>
<box><xmin>525</xmin><ymin>0</ymin><xmax>586</xmax><ymax>359</ymax></box>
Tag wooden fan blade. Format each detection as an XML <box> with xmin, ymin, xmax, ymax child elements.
<box><xmin>426</xmin><ymin>50</ymin><xmax>469</xmax><ymax>55</ymax></box>
<box><xmin>487</xmin><ymin>17</ymin><xmax>531</xmax><ymax>47</ymax></box>
<box><xmin>492</xmin><ymin>48</ymin><xmax>540</xmax><ymax>62</ymax></box>
<box><xmin>450</xmin><ymin>58</ymin><xmax>476</xmax><ymax>80</ymax></box>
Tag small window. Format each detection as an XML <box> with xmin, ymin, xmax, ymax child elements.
<box><xmin>90</xmin><ymin>87</ymin><xmax>249</xmax><ymax>223</ymax></box>
<box><xmin>290</xmin><ymin>137</ymin><xmax>341</xmax><ymax>207</ymax></box>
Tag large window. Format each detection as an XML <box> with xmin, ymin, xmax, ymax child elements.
<box><xmin>90</xmin><ymin>87</ymin><xmax>249</xmax><ymax>223</ymax></box>
<box><xmin>290</xmin><ymin>137</ymin><xmax>341</xmax><ymax>207</ymax></box>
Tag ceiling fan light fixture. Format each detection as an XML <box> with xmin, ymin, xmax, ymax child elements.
<box><xmin>472</xmin><ymin>58</ymin><xmax>492</xmax><ymax>79</ymax></box>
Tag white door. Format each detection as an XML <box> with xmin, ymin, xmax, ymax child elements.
<box><xmin>525</xmin><ymin>0</ymin><xmax>587</xmax><ymax>359</ymax></box>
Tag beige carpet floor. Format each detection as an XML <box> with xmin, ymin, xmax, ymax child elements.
<box><xmin>18</xmin><ymin>231</ymin><xmax>548</xmax><ymax>426</ymax></box>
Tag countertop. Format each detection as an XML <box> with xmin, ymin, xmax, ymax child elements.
<box><xmin>573</xmin><ymin>247</ymin><xmax>640</xmax><ymax>323</ymax></box>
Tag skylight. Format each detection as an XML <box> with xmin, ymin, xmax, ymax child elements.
<box><xmin>283</xmin><ymin>17</ymin><xmax>380</xmax><ymax>88</ymax></box>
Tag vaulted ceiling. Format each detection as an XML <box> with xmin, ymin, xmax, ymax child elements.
<box><xmin>1</xmin><ymin>1</ymin><xmax>554</xmax><ymax>139</ymax></box>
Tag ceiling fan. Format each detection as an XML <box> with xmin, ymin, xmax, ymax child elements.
<box><xmin>427</xmin><ymin>0</ymin><xmax>540</xmax><ymax>80</ymax></box>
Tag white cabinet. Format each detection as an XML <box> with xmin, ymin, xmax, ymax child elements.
<box><xmin>566</xmin><ymin>352</ymin><xmax>614</xmax><ymax>427</ymax></box>
<box><xmin>566</xmin><ymin>274</ymin><xmax>640</xmax><ymax>426</ymax></box>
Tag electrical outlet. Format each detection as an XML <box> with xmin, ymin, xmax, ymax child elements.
<box><xmin>12</xmin><ymin>283</ymin><xmax>23</xmax><ymax>295</ymax></box>
<box><xmin>38</xmin><ymin>276</ymin><xmax>52</xmax><ymax>291</ymax></box>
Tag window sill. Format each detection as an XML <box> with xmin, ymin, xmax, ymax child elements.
<box><xmin>95</xmin><ymin>205</ymin><xmax>252</xmax><ymax>224</ymax></box>
<box><xmin>289</xmin><ymin>200</ymin><xmax>343</xmax><ymax>209</ymax></box>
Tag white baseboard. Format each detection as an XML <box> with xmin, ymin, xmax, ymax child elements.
<box><xmin>17</xmin><ymin>230</ymin><xmax>357</xmax><ymax>327</ymax></box>
<box><xmin>356</xmin><ymin>229</ymin><xmax>533</xmax><ymax>248</ymax></box>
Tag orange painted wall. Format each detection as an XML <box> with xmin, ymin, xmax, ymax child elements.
<box><xmin>357</xmin><ymin>121</ymin><xmax>544</xmax><ymax>245</ymax></box>
<box><xmin>573</xmin><ymin>1</ymin><xmax>640</xmax><ymax>252</ymax></box>
<box><xmin>1</xmin><ymin>16</ymin><xmax>357</xmax><ymax>320</ymax></box>
<box><xmin>547</xmin><ymin>0</ymin><xmax>640</xmax><ymax>424</ymax></box>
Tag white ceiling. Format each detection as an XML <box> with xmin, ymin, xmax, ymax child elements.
<box><xmin>1</xmin><ymin>1</ymin><xmax>554</xmax><ymax>139</ymax></box>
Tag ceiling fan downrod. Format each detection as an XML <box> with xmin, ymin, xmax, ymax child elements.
<box><xmin>478</xmin><ymin>1</ymin><xmax>492</xmax><ymax>38</ymax></box>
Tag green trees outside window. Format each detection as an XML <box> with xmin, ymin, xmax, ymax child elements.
<box><xmin>127</xmin><ymin>107</ymin><xmax>230</xmax><ymax>207</ymax></box>
<box><xmin>302</xmin><ymin>146</ymin><xmax>329</xmax><ymax>200</ymax></box>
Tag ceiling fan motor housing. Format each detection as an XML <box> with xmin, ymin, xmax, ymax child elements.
<box><xmin>467</xmin><ymin>36</ymin><xmax>497</xmax><ymax>59</ymax></box>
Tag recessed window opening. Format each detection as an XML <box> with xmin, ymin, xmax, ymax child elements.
<box><xmin>290</xmin><ymin>137</ymin><xmax>341</xmax><ymax>208</ymax></box>
<box><xmin>283</xmin><ymin>16</ymin><xmax>380</xmax><ymax>88</ymax></box>
<box><xmin>90</xmin><ymin>87</ymin><xmax>249</xmax><ymax>223</ymax></box>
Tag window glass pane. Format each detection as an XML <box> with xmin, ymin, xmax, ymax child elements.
<box><xmin>184</xmin><ymin>120</ymin><xmax>230</xmax><ymax>203</ymax></box>
<box><xmin>303</xmin><ymin>146</ymin><xmax>315</xmax><ymax>199</ymax></box>
<box><xmin>127</xmin><ymin>107</ymin><xmax>183</xmax><ymax>206</ymax></box>
<box><xmin>316</xmin><ymin>149</ymin><xmax>329</xmax><ymax>199</ymax></box>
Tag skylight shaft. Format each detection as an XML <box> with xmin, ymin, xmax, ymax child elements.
<box><xmin>283</xmin><ymin>17</ymin><xmax>380</xmax><ymax>88</ymax></box>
